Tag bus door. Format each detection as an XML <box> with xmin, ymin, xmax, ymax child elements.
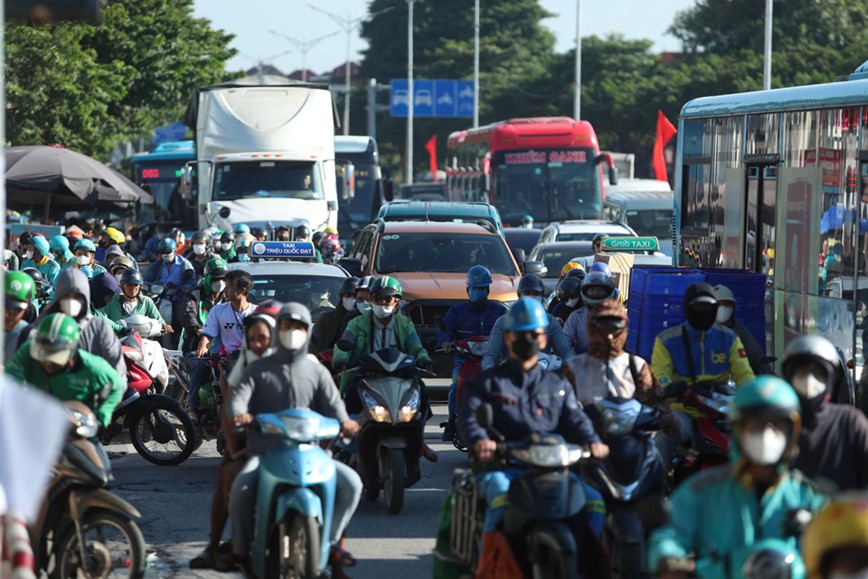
<box><xmin>743</xmin><ymin>154</ymin><xmax>778</xmax><ymax>274</ymax></box>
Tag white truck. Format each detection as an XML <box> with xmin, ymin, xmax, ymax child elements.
<box><xmin>182</xmin><ymin>76</ymin><xmax>348</xmax><ymax>234</ymax></box>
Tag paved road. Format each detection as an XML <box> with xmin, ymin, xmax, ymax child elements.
<box><xmin>107</xmin><ymin>402</ymin><xmax>462</xmax><ymax>578</ymax></box>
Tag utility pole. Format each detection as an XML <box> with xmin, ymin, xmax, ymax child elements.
<box><xmin>763</xmin><ymin>0</ymin><xmax>773</xmax><ymax>90</ymax></box>
<box><xmin>268</xmin><ymin>29</ymin><xmax>340</xmax><ymax>82</ymax></box>
<box><xmin>406</xmin><ymin>0</ymin><xmax>416</xmax><ymax>184</ymax></box>
<box><xmin>473</xmin><ymin>0</ymin><xmax>480</xmax><ymax>128</ymax></box>
<box><xmin>574</xmin><ymin>0</ymin><xmax>582</xmax><ymax>119</ymax></box>
<box><xmin>307</xmin><ymin>5</ymin><xmax>394</xmax><ymax>135</ymax></box>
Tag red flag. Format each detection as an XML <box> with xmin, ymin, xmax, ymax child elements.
<box><xmin>425</xmin><ymin>135</ymin><xmax>438</xmax><ymax>182</ymax></box>
<box><xmin>653</xmin><ymin>110</ymin><xmax>677</xmax><ymax>182</ymax></box>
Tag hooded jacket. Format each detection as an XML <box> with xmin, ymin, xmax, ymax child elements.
<box><xmin>309</xmin><ymin>301</ymin><xmax>352</xmax><ymax>356</ymax></box>
<box><xmin>229</xmin><ymin>302</ymin><xmax>349</xmax><ymax>455</ymax></box>
<box><xmin>794</xmin><ymin>401</ymin><xmax>868</xmax><ymax>492</ymax></box>
<box><xmin>89</xmin><ymin>272</ymin><xmax>121</xmax><ymax>309</ymax></box>
<box><xmin>26</xmin><ymin>269</ymin><xmax>125</xmax><ymax>380</ymax></box>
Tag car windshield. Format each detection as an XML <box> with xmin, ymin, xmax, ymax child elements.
<box><xmin>625</xmin><ymin>209</ymin><xmax>672</xmax><ymax>239</ymax></box>
<box><xmin>375</xmin><ymin>232</ymin><xmax>518</xmax><ymax>275</ymax></box>
<box><xmin>213</xmin><ymin>160</ymin><xmax>323</xmax><ymax>201</ymax></box>
<box><xmin>536</xmin><ymin>247</ymin><xmax>593</xmax><ymax>278</ymax></box>
<box><xmin>247</xmin><ymin>274</ymin><xmax>344</xmax><ymax>321</ymax></box>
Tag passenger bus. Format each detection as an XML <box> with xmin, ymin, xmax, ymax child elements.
<box><xmin>334</xmin><ymin>136</ymin><xmax>391</xmax><ymax>239</ymax></box>
<box><xmin>673</xmin><ymin>61</ymin><xmax>868</xmax><ymax>373</ymax></box>
<box><xmin>129</xmin><ymin>140</ymin><xmax>196</xmax><ymax>227</ymax></box>
<box><xmin>446</xmin><ymin>117</ymin><xmax>618</xmax><ymax>227</ymax></box>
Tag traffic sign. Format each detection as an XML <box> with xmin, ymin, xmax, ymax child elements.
<box><xmin>390</xmin><ymin>80</ymin><xmax>474</xmax><ymax>118</ymax></box>
<box><xmin>602</xmin><ymin>237</ymin><xmax>660</xmax><ymax>252</ymax></box>
<box><xmin>250</xmin><ymin>241</ymin><xmax>315</xmax><ymax>260</ymax></box>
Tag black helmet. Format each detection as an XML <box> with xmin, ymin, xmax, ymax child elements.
<box><xmin>191</xmin><ymin>231</ymin><xmax>210</xmax><ymax>244</ymax></box>
<box><xmin>565</xmin><ymin>268</ymin><xmax>587</xmax><ymax>282</ymax></box>
<box><xmin>781</xmin><ymin>335</ymin><xmax>843</xmax><ymax>397</ymax></box>
<box><xmin>517</xmin><ymin>274</ymin><xmax>545</xmax><ymax>295</ymax></box>
<box><xmin>340</xmin><ymin>277</ymin><xmax>360</xmax><ymax>296</ymax></box>
<box><xmin>251</xmin><ymin>227</ymin><xmax>266</xmax><ymax>239</ymax></box>
<box><xmin>557</xmin><ymin>277</ymin><xmax>582</xmax><ymax>302</ymax></box>
<box><xmin>120</xmin><ymin>268</ymin><xmax>143</xmax><ymax>286</ymax></box>
<box><xmin>295</xmin><ymin>224</ymin><xmax>311</xmax><ymax>239</ymax></box>
<box><xmin>22</xmin><ymin>267</ymin><xmax>50</xmax><ymax>296</ymax></box>
<box><xmin>683</xmin><ymin>282</ymin><xmax>719</xmax><ymax>332</ymax></box>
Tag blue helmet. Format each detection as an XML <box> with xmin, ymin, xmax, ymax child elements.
<box><xmin>74</xmin><ymin>238</ymin><xmax>96</xmax><ymax>253</ymax></box>
<box><xmin>505</xmin><ymin>297</ymin><xmax>548</xmax><ymax>331</ymax></box>
<box><xmin>158</xmin><ymin>238</ymin><xmax>177</xmax><ymax>254</ymax></box>
<box><xmin>234</xmin><ymin>223</ymin><xmax>251</xmax><ymax>234</ymax></box>
<box><xmin>517</xmin><ymin>274</ymin><xmax>544</xmax><ymax>295</ymax></box>
<box><xmin>588</xmin><ymin>262</ymin><xmax>612</xmax><ymax>277</ymax></box>
<box><xmin>466</xmin><ymin>265</ymin><xmax>493</xmax><ymax>288</ymax></box>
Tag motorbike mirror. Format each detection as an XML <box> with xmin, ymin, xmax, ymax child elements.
<box><xmin>218</xmin><ymin>206</ymin><xmax>231</xmax><ymax>219</ymax></box>
<box><xmin>635</xmin><ymin>495</ymin><xmax>671</xmax><ymax>532</ymax></box>
<box><xmin>476</xmin><ymin>403</ymin><xmax>494</xmax><ymax>430</ymax></box>
<box><xmin>433</xmin><ymin>315</ymin><xmax>447</xmax><ymax>332</ymax></box>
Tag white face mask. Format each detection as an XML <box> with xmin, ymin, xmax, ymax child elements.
<box><xmin>22</xmin><ymin>250</ymin><xmax>33</xmax><ymax>260</ymax></box>
<box><xmin>192</xmin><ymin>244</ymin><xmax>207</xmax><ymax>256</ymax></box>
<box><xmin>740</xmin><ymin>427</ymin><xmax>788</xmax><ymax>465</ymax></box>
<box><xmin>566</xmin><ymin>297</ymin><xmax>580</xmax><ymax>308</ymax></box>
<box><xmin>829</xmin><ymin>570</ymin><xmax>868</xmax><ymax>579</ymax></box>
<box><xmin>716</xmin><ymin>305</ymin><xmax>734</xmax><ymax>324</ymax></box>
<box><xmin>75</xmin><ymin>254</ymin><xmax>91</xmax><ymax>266</ymax></box>
<box><xmin>372</xmin><ymin>304</ymin><xmax>395</xmax><ymax>319</ymax></box>
<box><xmin>60</xmin><ymin>297</ymin><xmax>85</xmax><ymax>318</ymax></box>
<box><xmin>279</xmin><ymin>329</ymin><xmax>307</xmax><ymax>351</ymax></box>
<box><xmin>221</xmin><ymin>242</ymin><xmax>233</xmax><ymax>251</ymax></box>
<box><xmin>162</xmin><ymin>254</ymin><xmax>175</xmax><ymax>264</ymax></box>
<box><xmin>792</xmin><ymin>372</ymin><xmax>827</xmax><ymax>399</ymax></box>
<box><xmin>342</xmin><ymin>297</ymin><xmax>356</xmax><ymax>311</ymax></box>
<box><xmin>356</xmin><ymin>301</ymin><xmax>372</xmax><ymax>314</ymax></box>
<box><xmin>211</xmin><ymin>280</ymin><xmax>226</xmax><ymax>294</ymax></box>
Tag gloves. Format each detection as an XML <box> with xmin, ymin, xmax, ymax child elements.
<box><xmin>663</xmin><ymin>381</ymin><xmax>688</xmax><ymax>399</ymax></box>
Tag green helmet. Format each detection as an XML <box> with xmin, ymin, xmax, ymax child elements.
<box><xmin>5</xmin><ymin>271</ymin><xmax>36</xmax><ymax>309</ymax></box>
<box><xmin>32</xmin><ymin>313</ymin><xmax>80</xmax><ymax>365</ymax></box>
<box><xmin>203</xmin><ymin>257</ymin><xmax>229</xmax><ymax>291</ymax></box>
<box><xmin>730</xmin><ymin>376</ymin><xmax>801</xmax><ymax>423</ymax></box>
<box><xmin>371</xmin><ymin>276</ymin><xmax>402</xmax><ymax>298</ymax></box>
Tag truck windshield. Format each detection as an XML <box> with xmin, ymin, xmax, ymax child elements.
<box><xmin>213</xmin><ymin>161</ymin><xmax>323</xmax><ymax>201</ymax></box>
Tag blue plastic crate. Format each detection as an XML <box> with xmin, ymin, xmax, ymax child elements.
<box><xmin>699</xmin><ymin>269</ymin><xmax>768</xmax><ymax>317</ymax></box>
<box><xmin>629</xmin><ymin>290</ymin><xmax>685</xmax><ymax>316</ymax></box>
<box><xmin>630</xmin><ymin>267</ymin><xmax>705</xmax><ymax>297</ymax></box>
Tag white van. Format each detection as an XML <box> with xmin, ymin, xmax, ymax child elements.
<box><xmin>602</xmin><ymin>180</ymin><xmax>674</xmax><ymax>255</ymax></box>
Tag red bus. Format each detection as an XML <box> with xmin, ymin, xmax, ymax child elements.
<box><xmin>446</xmin><ymin>117</ymin><xmax>617</xmax><ymax>226</ymax></box>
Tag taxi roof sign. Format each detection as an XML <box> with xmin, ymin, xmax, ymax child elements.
<box><xmin>250</xmin><ymin>241</ymin><xmax>315</xmax><ymax>259</ymax></box>
<box><xmin>601</xmin><ymin>236</ymin><xmax>659</xmax><ymax>252</ymax></box>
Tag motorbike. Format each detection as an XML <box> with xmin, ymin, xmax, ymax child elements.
<box><xmin>436</xmin><ymin>334</ymin><xmax>488</xmax><ymax>452</ymax></box>
<box><xmin>347</xmin><ymin>347</ymin><xmax>428</xmax><ymax>515</ymax></box>
<box><xmin>121</xmin><ymin>314</ymin><xmax>170</xmax><ymax>392</ymax></box>
<box><xmin>245</xmin><ymin>408</ymin><xmax>342</xmax><ymax>579</ymax></box>
<box><xmin>32</xmin><ymin>402</ymin><xmax>146</xmax><ymax>578</ymax></box>
<box><xmin>100</xmin><ymin>332</ymin><xmax>197</xmax><ymax>466</ymax></box>
<box><xmin>583</xmin><ymin>397</ymin><xmax>665</xmax><ymax>578</ymax></box>
<box><xmin>167</xmin><ymin>351</ymin><xmax>231</xmax><ymax>455</ymax></box>
<box><xmin>438</xmin><ymin>403</ymin><xmax>593</xmax><ymax>579</ymax></box>
<box><xmin>142</xmin><ymin>281</ymin><xmax>179</xmax><ymax>348</ymax></box>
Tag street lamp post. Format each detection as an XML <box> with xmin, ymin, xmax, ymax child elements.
<box><xmin>574</xmin><ymin>0</ymin><xmax>582</xmax><ymax>120</ymax></box>
<box><xmin>407</xmin><ymin>0</ymin><xmax>416</xmax><ymax>184</ymax></box>
<box><xmin>268</xmin><ymin>29</ymin><xmax>340</xmax><ymax>82</ymax></box>
<box><xmin>473</xmin><ymin>0</ymin><xmax>480</xmax><ymax>128</ymax></box>
<box><xmin>763</xmin><ymin>0</ymin><xmax>773</xmax><ymax>90</ymax></box>
<box><xmin>307</xmin><ymin>5</ymin><xmax>394</xmax><ymax>135</ymax></box>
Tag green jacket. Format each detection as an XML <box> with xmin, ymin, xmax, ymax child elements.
<box><xmin>309</xmin><ymin>303</ymin><xmax>351</xmax><ymax>355</ymax></box>
<box><xmin>6</xmin><ymin>343</ymin><xmax>125</xmax><ymax>427</ymax></box>
<box><xmin>332</xmin><ymin>311</ymin><xmax>430</xmax><ymax>389</ymax></box>
<box><xmin>100</xmin><ymin>294</ymin><xmax>164</xmax><ymax>325</ymax></box>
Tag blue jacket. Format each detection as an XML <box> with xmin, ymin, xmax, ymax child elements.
<box><xmin>648</xmin><ymin>465</ymin><xmax>826</xmax><ymax>578</ymax></box>
<box><xmin>437</xmin><ymin>299</ymin><xmax>507</xmax><ymax>347</ymax></box>
<box><xmin>650</xmin><ymin>322</ymin><xmax>755</xmax><ymax>389</ymax></box>
<box><xmin>21</xmin><ymin>256</ymin><xmax>61</xmax><ymax>287</ymax></box>
<box><xmin>144</xmin><ymin>254</ymin><xmax>196</xmax><ymax>298</ymax></box>
<box><xmin>482</xmin><ymin>313</ymin><xmax>573</xmax><ymax>370</ymax></box>
<box><xmin>459</xmin><ymin>359</ymin><xmax>601</xmax><ymax>447</ymax></box>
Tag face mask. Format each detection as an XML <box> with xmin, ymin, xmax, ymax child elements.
<box><xmin>22</xmin><ymin>250</ymin><xmax>33</xmax><ymax>260</ymax></box>
<box><xmin>468</xmin><ymin>287</ymin><xmax>488</xmax><ymax>303</ymax></box>
<box><xmin>162</xmin><ymin>254</ymin><xmax>174</xmax><ymax>264</ymax></box>
<box><xmin>740</xmin><ymin>426</ymin><xmax>788</xmax><ymax>465</ymax></box>
<box><xmin>511</xmin><ymin>333</ymin><xmax>541</xmax><ymax>361</ymax></box>
<box><xmin>279</xmin><ymin>329</ymin><xmax>307</xmax><ymax>351</ymax></box>
<box><xmin>342</xmin><ymin>297</ymin><xmax>356</xmax><ymax>311</ymax></box>
<box><xmin>211</xmin><ymin>280</ymin><xmax>226</xmax><ymax>294</ymax></box>
<box><xmin>237</xmin><ymin>253</ymin><xmax>250</xmax><ymax>262</ymax></box>
<box><xmin>356</xmin><ymin>301</ymin><xmax>372</xmax><ymax>314</ymax></box>
<box><xmin>829</xmin><ymin>571</ymin><xmax>868</xmax><ymax>579</ymax></box>
<box><xmin>522</xmin><ymin>223</ymin><xmax>532</xmax><ymax>229</ymax></box>
<box><xmin>566</xmin><ymin>297</ymin><xmax>580</xmax><ymax>308</ymax></box>
<box><xmin>221</xmin><ymin>242</ymin><xmax>233</xmax><ymax>251</ymax></box>
<box><xmin>792</xmin><ymin>372</ymin><xmax>827</xmax><ymax>399</ymax></box>
<box><xmin>75</xmin><ymin>255</ymin><xmax>91</xmax><ymax>266</ymax></box>
<box><xmin>716</xmin><ymin>305</ymin><xmax>734</xmax><ymax>324</ymax></box>
<box><xmin>372</xmin><ymin>304</ymin><xmax>394</xmax><ymax>319</ymax></box>
<box><xmin>686</xmin><ymin>306</ymin><xmax>717</xmax><ymax>332</ymax></box>
<box><xmin>192</xmin><ymin>244</ymin><xmax>207</xmax><ymax>256</ymax></box>
<box><xmin>60</xmin><ymin>297</ymin><xmax>85</xmax><ymax>318</ymax></box>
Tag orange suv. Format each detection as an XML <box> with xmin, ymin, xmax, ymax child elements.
<box><xmin>341</xmin><ymin>220</ymin><xmax>523</xmax><ymax>372</ymax></box>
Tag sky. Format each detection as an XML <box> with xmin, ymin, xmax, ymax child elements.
<box><xmin>192</xmin><ymin>0</ymin><xmax>696</xmax><ymax>76</ymax></box>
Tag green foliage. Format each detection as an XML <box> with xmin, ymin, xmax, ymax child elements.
<box><xmin>5</xmin><ymin>0</ymin><xmax>235</xmax><ymax>158</ymax></box>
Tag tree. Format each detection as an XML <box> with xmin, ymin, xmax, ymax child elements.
<box><xmin>5</xmin><ymin>0</ymin><xmax>235</xmax><ymax>158</ymax></box>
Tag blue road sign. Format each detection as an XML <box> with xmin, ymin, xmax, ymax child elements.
<box><xmin>390</xmin><ymin>79</ymin><xmax>474</xmax><ymax>118</ymax></box>
<box><xmin>250</xmin><ymin>241</ymin><xmax>315</xmax><ymax>260</ymax></box>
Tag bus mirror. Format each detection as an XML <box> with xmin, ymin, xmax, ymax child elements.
<box><xmin>339</xmin><ymin>162</ymin><xmax>355</xmax><ymax>201</ymax></box>
<box><xmin>608</xmin><ymin>165</ymin><xmax>619</xmax><ymax>186</ymax></box>
<box><xmin>383</xmin><ymin>178</ymin><xmax>395</xmax><ymax>202</ymax></box>
<box><xmin>594</xmin><ymin>152</ymin><xmax>618</xmax><ymax>185</ymax></box>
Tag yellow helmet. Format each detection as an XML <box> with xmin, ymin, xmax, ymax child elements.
<box><xmin>803</xmin><ymin>493</ymin><xmax>868</xmax><ymax>578</ymax></box>
<box><xmin>560</xmin><ymin>261</ymin><xmax>583</xmax><ymax>278</ymax></box>
<box><xmin>325</xmin><ymin>226</ymin><xmax>338</xmax><ymax>235</ymax></box>
<box><xmin>104</xmin><ymin>226</ymin><xmax>126</xmax><ymax>245</ymax></box>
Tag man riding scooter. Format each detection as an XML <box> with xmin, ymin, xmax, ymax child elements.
<box><xmin>100</xmin><ymin>268</ymin><xmax>172</xmax><ymax>337</ymax></box>
<box><xmin>438</xmin><ymin>265</ymin><xmax>507</xmax><ymax>442</ymax></box>
<box><xmin>5</xmin><ymin>271</ymin><xmax>36</xmax><ymax>363</ymax></box>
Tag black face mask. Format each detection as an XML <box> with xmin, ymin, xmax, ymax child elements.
<box><xmin>686</xmin><ymin>305</ymin><xmax>717</xmax><ymax>332</ymax></box>
<box><xmin>511</xmin><ymin>333</ymin><xmax>541</xmax><ymax>361</ymax></box>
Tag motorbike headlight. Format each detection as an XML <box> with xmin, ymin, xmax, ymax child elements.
<box><xmin>600</xmin><ymin>408</ymin><xmax>639</xmax><ymax>436</ymax></box>
<box><xmin>512</xmin><ymin>443</ymin><xmax>585</xmax><ymax>467</ymax></box>
<box><xmin>360</xmin><ymin>389</ymin><xmax>391</xmax><ymax>423</ymax></box>
<box><xmin>468</xmin><ymin>341</ymin><xmax>488</xmax><ymax>357</ymax></box>
<box><xmin>279</xmin><ymin>416</ymin><xmax>322</xmax><ymax>441</ymax></box>
<box><xmin>397</xmin><ymin>390</ymin><xmax>421</xmax><ymax>423</ymax></box>
<box><xmin>71</xmin><ymin>409</ymin><xmax>99</xmax><ymax>438</ymax></box>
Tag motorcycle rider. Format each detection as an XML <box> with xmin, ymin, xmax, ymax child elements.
<box><xmin>438</xmin><ymin>265</ymin><xmax>508</xmax><ymax>442</ymax></box>
<box><xmin>5</xmin><ymin>271</ymin><xmax>35</xmax><ymax>363</ymax></box>
<box><xmin>100</xmin><ymin>268</ymin><xmax>172</xmax><ymax>336</ymax></box>
<box><xmin>546</xmin><ymin>262</ymin><xmax>583</xmax><ymax>314</ymax></box>
<box><xmin>564</xmin><ymin>268</ymin><xmax>618</xmax><ymax>354</ymax></box>
<box><xmin>216</xmin><ymin>231</ymin><xmax>236</xmax><ymax>262</ymax></box>
<box><xmin>49</xmin><ymin>234</ymin><xmax>74</xmax><ymax>267</ymax></box>
<box><xmin>652</xmin><ymin>282</ymin><xmax>755</xmax><ymax>468</ymax></box>
<box><xmin>6</xmin><ymin>313</ymin><xmax>124</xmax><ymax>428</ymax></box>
<box><xmin>180</xmin><ymin>257</ymin><xmax>228</xmax><ymax>353</ymax></box>
<box><xmin>144</xmin><ymin>238</ymin><xmax>196</xmax><ymax>338</ymax></box>
<box><xmin>551</xmin><ymin>274</ymin><xmax>584</xmax><ymax>324</ymax></box>
<box><xmin>781</xmin><ymin>335</ymin><xmax>868</xmax><ymax>491</ymax></box>
<box><xmin>802</xmin><ymin>493</ymin><xmax>868</xmax><ymax>579</ymax></box>
<box><xmin>20</xmin><ymin>235</ymin><xmax>61</xmax><ymax>288</ymax></box>
<box><xmin>109</xmin><ymin>256</ymin><xmax>136</xmax><ymax>281</ymax></box>
<box><xmin>713</xmin><ymin>284</ymin><xmax>773</xmax><ymax>375</ymax></box>
<box><xmin>459</xmin><ymin>297</ymin><xmax>610</xmax><ymax>572</ymax></box>
<box><xmin>309</xmin><ymin>277</ymin><xmax>359</xmax><ymax>356</ymax></box>
<box><xmin>648</xmin><ymin>376</ymin><xmax>827</xmax><ymax>579</ymax></box>
<box><xmin>482</xmin><ymin>273</ymin><xmax>573</xmax><ymax>370</ymax></box>
<box><xmin>65</xmin><ymin>238</ymin><xmax>108</xmax><ymax>278</ymax></box>
<box><xmin>228</xmin><ymin>303</ymin><xmax>362</xmax><ymax>576</ymax></box>
<box><xmin>184</xmin><ymin>230</ymin><xmax>213</xmax><ymax>278</ymax></box>
<box><xmin>295</xmin><ymin>224</ymin><xmax>323</xmax><ymax>263</ymax></box>
<box><xmin>95</xmin><ymin>226</ymin><xmax>125</xmax><ymax>265</ymax></box>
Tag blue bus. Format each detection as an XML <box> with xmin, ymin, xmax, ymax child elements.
<box><xmin>673</xmin><ymin>60</ymin><xmax>868</xmax><ymax>380</ymax></box>
<box><xmin>129</xmin><ymin>140</ymin><xmax>196</xmax><ymax>226</ymax></box>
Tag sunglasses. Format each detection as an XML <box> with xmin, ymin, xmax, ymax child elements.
<box><xmin>373</xmin><ymin>295</ymin><xmax>399</xmax><ymax>305</ymax></box>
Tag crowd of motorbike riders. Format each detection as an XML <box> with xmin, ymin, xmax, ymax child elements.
<box><xmin>6</xmin><ymin>218</ymin><xmax>868</xmax><ymax>578</ymax></box>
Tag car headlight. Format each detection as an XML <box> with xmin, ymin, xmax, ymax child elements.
<box><xmin>72</xmin><ymin>409</ymin><xmax>99</xmax><ymax>438</ymax></box>
<box><xmin>360</xmin><ymin>389</ymin><xmax>391</xmax><ymax>423</ymax></box>
<box><xmin>397</xmin><ymin>390</ymin><xmax>421</xmax><ymax>423</ymax></box>
<box><xmin>512</xmin><ymin>443</ymin><xmax>585</xmax><ymax>467</ymax></box>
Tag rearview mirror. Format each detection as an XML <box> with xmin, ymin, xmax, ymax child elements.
<box><xmin>523</xmin><ymin>260</ymin><xmax>546</xmax><ymax>276</ymax></box>
<box><xmin>218</xmin><ymin>206</ymin><xmax>231</xmax><ymax>219</ymax></box>
<box><xmin>338</xmin><ymin>257</ymin><xmax>363</xmax><ymax>277</ymax></box>
<box><xmin>513</xmin><ymin>248</ymin><xmax>526</xmax><ymax>266</ymax></box>
<box><xmin>339</xmin><ymin>162</ymin><xmax>355</xmax><ymax>201</ymax></box>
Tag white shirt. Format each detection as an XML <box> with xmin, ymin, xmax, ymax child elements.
<box><xmin>567</xmin><ymin>352</ymin><xmax>642</xmax><ymax>406</ymax></box>
<box><xmin>203</xmin><ymin>302</ymin><xmax>256</xmax><ymax>353</ymax></box>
